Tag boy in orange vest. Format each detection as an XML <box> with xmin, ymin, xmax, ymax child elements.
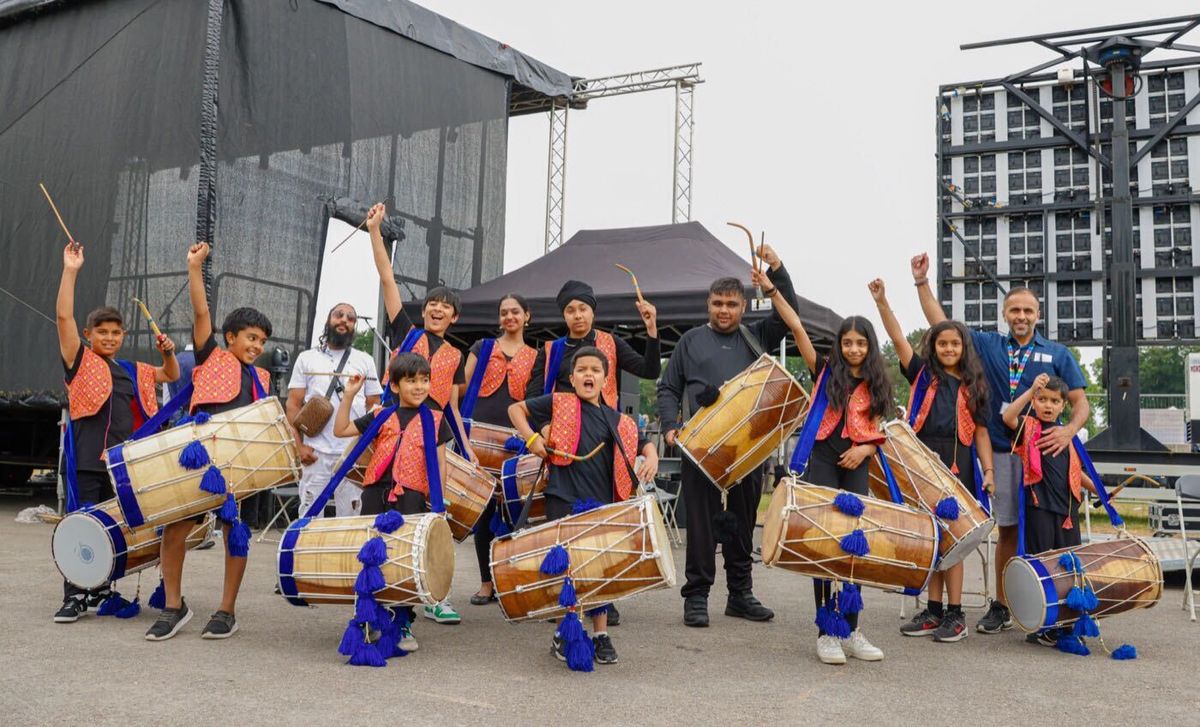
<box><xmin>146</xmin><ymin>242</ymin><xmax>273</xmax><ymax>642</ymax></box>
<box><xmin>509</xmin><ymin>346</ymin><xmax>659</xmax><ymax>668</ymax></box>
<box><xmin>333</xmin><ymin>353</ymin><xmax>455</xmax><ymax>653</ymax></box>
<box><xmin>54</xmin><ymin>242</ymin><xmax>178</xmax><ymax>623</ymax></box>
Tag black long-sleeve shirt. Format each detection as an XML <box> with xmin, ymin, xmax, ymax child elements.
<box><xmin>657</xmin><ymin>264</ymin><xmax>798</xmax><ymax>431</ymax></box>
<box><xmin>526</xmin><ymin>329</ymin><xmax>660</xmax><ymax>400</ymax></box>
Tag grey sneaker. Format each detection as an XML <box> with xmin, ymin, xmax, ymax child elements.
<box><xmin>200</xmin><ymin>610</ymin><xmax>238</xmax><ymax>639</ymax></box>
<box><xmin>975</xmin><ymin>600</ymin><xmax>1012</xmax><ymax>634</ymax></box>
<box><xmin>932</xmin><ymin>610</ymin><xmax>968</xmax><ymax>642</ymax></box>
<box><xmin>145</xmin><ymin>599</ymin><xmax>193</xmax><ymax>641</ymax></box>
<box><xmin>900</xmin><ymin>608</ymin><xmax>941</xmax><ymax>637</ymax></box>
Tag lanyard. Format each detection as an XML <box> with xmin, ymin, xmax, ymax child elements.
<box><xmin>1006</xmin><ymin>340</ymin><xmax>1034</xmax><ymax>399</ymax></box>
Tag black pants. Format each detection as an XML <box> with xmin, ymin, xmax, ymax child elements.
<box><xmin>802</xmin><ymin>440</ymin><xmax>870</xmax><ymax>634</ymax></box>
<box><xmin>1024</xmin><ymin>504</ymin><xmax>1082</xmax><ymax>555</ymax></box>
<box><xmin>474</xmin><ymin>497</ymin><xmax>498</xmax><ymax>583</ymax></box>
<box><xmin>64</xmin><ymin>470</ymin><xmax>112</xmax><ymax>600</ymax></box>
<box><xmin>360</xmin><ymin>485</ymin><xmax>427</xmax><ymax>517</ymax></box>
<box><xmin>681</xmin><ymin>457</ymin><xmax>761</xmax><ymax>599</ymax></box>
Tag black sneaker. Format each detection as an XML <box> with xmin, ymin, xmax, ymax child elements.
<box><xmin>900</xmin><ymin>608</ymin><xmax>941</xmax><ymax>637</ymax></box>
<box><xmin>932</xmin><ymin>610</ymin><xmax>968</xmax><ymax>642</ymax></box>
<box><xmin>1028</xmin><ymin>628</ymin><xmax>1059</xmax><ymax>647</ymax></box>
<box><xmin>683</xmin><ymin>595</ymin><xmax>709</xmax><ymax>627</ymax></box>
<box><xmin>593</xmin><ymin>633</ymin><xmax>618</xmax><ymax>664</ymax></box>
<box><xmin>145</xmin><ymin>599</ymin><xmax>193</xmax><ymax>641</ymax></box>
<box><xmin>200</xmin><ymin>610</ymin><xmax>238</xmax><ymax>640</ymax></box>
<box><xmin>607</xmin><ymin>603</ymin><xmax>621</xmax><ymax>626</ymax></box>
<box><xmin>54</xmin><ymin>596</ymin><xmax>88</xmax><ymax>623</ymax></box>
<box><xmin>725</xmin><ymin>591</ymin><xmax>774</xmax><ymax>621</ymax></box>
<box><xmin>85</xmin><ymin>587</ymin><xmax>114</xmax><ymax>612</ymax></box>
<box><xmin>975</xmin><ymin>601</ymin><xmax>1013</xmax><ymax>634</ymax></box>
<box><xmin>551</xmin><ymin>634</ymin><xmax>566</xmax><ymax>662</ymax></box>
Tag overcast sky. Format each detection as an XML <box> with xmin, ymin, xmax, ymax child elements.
<box><xmin>316</xmin><ymin>0</ymin><xmax>1198</xmax><ymax>364</ymax></box>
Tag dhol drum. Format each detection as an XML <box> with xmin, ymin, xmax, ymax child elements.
<box><xmin>1004</xmin><ymin>537</ymin><xmax>1162</xmax><ymax>633</ymax></box>
<box><xmin>867</xmin><ymin>420</ymin><xmax>994</xmax><ymax>570</ymax></box>
<box><xmin>52</xmin><ymin>499</ymin><xmax>212</xmax><ymax>590</ymax></box>
<box><xmin>499</xmin><ymin>453</ymin><xmax>548</xmax><ymax>526</ymax></box>
<box><xmin>108</xmin><ymin>398</ymin><xmax>301</xmax><ymax>531</ymax></box>
<box><xmin>490</xmin><ymin>495</ymin><xmax>675</xmax><ymax>621</ymax></box>
<box><xmin>761</xmin><ymin>478</ymin><xmax>938</xmax><ymax>593</ymax></box>
<box><xmin>442</xmin><ymin>450</ymin><xmax>498</xmax><ymax>541</ymax></box>
<box><xmin>277</xmin><ymin>513</ymin><xmax>454</xmax><ymax>607</ymax></box>
<box><xmin>293</xmin><ymin>396</ymin><xmax>334</xmax><ymax>436</ymax></box>
<box><xmin>468</xmin><ymin>421</ymin><xmax>522</xmax><ymax>473</ymax></box>
<box><xmin>675</xmin><ymin>354</ymin><xmax>810</xmax><ymax>490</ymax></box>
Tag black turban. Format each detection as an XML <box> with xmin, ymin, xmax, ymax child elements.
<box><xmin>556</xmin><ymin>280</ymin><xmax>597</xmax><ymax>312</ymax></box>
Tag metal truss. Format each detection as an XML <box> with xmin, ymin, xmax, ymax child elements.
<box><xmin>542</xmin><ymin>63</ymin><xmax>704</xmax><ymax>252</ymax></box>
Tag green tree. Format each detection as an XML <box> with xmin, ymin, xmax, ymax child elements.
<box><xmin>353</xmin><ymin>329</ymin><xmax>374</xmax><ymax>354</ymax></box>
<box><xmin>881</xmin><ymin>328</ymin><xmax>927</xmax><ymax>413</ymax></box>
<box><xmin>1080</xmin><ymin>345</ymin><xmax>1197</xmax><ymax>433</ymax></box>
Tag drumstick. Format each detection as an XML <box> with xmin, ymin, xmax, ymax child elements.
<box><xmin>614</xmin><ymin>264</ymin><xmax>646</xmax><ymax>305</ymax></box>
<box><xmin>329</xmin><ymin>216</ymin><xmax>369</xmax><ymax>254</ymax></box>
<box><xmin>309</xmin><ymin>372</ymin><xmax>379</xmax><ymax>380</ymax></box>
<box><xmin>131</xmin><ymin>297</ymin><xmax>163</xmax><ymax>338</ymax></box>
<box><xmin>726</xmin><ymin>221</ymin><xmax>761</xmax><ymax>300</ymax></box>
<box><xmin>39</xmin><ymin>183</ymin><xmax>77</xmax><ymax>247</ymax></box>
<box><xmin>545</xmin><ymin>442</ymin><xmax>607</xmax><ymax>463</ymax></box>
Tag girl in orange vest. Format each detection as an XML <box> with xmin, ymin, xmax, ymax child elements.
<box><xmin>753</xmin><ymin>269</ymin><xmax>891</xmax><ymax>666</ymax></box>
<box><xmin>461</xmin><ymin>294</ymin><xmax>536</xmax><ymax>606</ymax></box>
<box><xmin>147</xmin><ymin>242</ymin><xmax>272</xmax><ymax>643</ymax></box>
<box><xmin>509</xmin><ymin>346</ymin><xmax>659</xmax><ymax>669</ymax></box>
<box><xmin>870</xmin><ymin>278</ymin><xmax>995</xmax><ymax>643</ymax></box>
<box><xmin>54</xmin><ymin>242</ymin><xmax>179</xmax><ymax>623</ymax></box>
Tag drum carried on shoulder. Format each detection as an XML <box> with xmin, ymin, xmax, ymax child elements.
<box><xmin>761</xmin><ymin>478</ymin><xmax>938</xmax><ymax>594</ymax></box>
<box><xmin>277</xmin><ymin>513</ymin><xmax>454</xmax><ymax>607</ymax></box>
<box><xmin>108</xmin><ymin>398</ymin><xmax>301</xmax><ymax>530</ymax></box>
<box><xmin>868</xmin><ymin>420</ymin><xmax>994</xmax><ymax>570</ymax></box>
<box><xmin>675</xmin><ymin>354</ymin><xmax>810</xmax><ymax>490</ymax></box>
<box><xmin>52</xmin><ymin>499</ymin><xmax>212</xmax><ymax>590</ymax></box>
<box><xmin>490</xmin><ymin>495</ymin><xmax>675</xmax><ymax>621</ymax></box>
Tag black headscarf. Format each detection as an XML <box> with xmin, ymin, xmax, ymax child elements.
<box><xmin>556</xmin><ymin>280</ymin><xmax>597</xmax><ymax>312</ymax></box>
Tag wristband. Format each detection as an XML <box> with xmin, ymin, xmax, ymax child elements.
<box><xmin>762</xmin><ymin>286</ymin><xmax>778</xmax><ymax>297</ymax></box>
<box><xmin>525</xmin><ymin>432</ymin><xmax>541</xmax><ymax>448</ymax></box>
<box><xmin>913</xmin><ymin>278</ymin><xmax>928</xmax><ymax>286</ymax></box>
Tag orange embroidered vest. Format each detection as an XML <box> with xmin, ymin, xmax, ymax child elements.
<box><xmin>546</xmin><ymin>393</ymin><xmax>640</xmax><ymax>501</ymax></box>
<box><xmin>190</xmin><ymin>347</ymin><xmax>271</xmax><ymax>412</ymax></box>
<box><xmin>816</xmin><ymin>380</ymin><xmax>883</xmax><ymax>444</ymax></box>
<box><xmin>1016</xmin><ymin>415</ymin><xmax>1082</xmax><ymax>507</ymax></box>
<box><xmin>907</xmin><ymin>371</ymin><xmax>976</xmax><ymax>447</ymax></box>
<box><xmin>67</xmin><ymin>347</ymin><xmax>158</xmax><ymax>422</ymax></box>
<box><xmin>479</xmin><ymin>342</ymin><xmax>537</xmax><ymax>401</ymax></box>
<box><xmin>544</xmin><ymin>330</ymin><xmax>620</xmax><ymax>409</ymax></box>
<box><xmin>394</xmin><ymin>332</ymin><xmax>461</xmax><ymax>408</ymax></box>
<box><xmin>361</xmin><ymin>409</ymin><xmax>443</xmax><ymax>497</ymax></box>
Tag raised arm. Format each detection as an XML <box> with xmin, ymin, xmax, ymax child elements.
<box><xmin>752</xmin><ymin>267</ymin><xmax>816</xmax><ymax>373</ymax></box>
<box><xmin>186</xmin><ymin>242</ymin><xmax>213</xmax><ymax>346</ymax></box>
<box><xmin>1002</xmin><ymin>372</ymin><xmax>1047</xmax><ymax>430</ymax></box>
<box><xmin>152</xmin><ymin>335</ymin><xmax>179</xmax><ymax>383</ymax></box>
<box><xmin>911</xmin><ymin>253</ymin><xmax>948</xmax><ymax>326</ymax></box>
<box><xmin>366</xmin><ymin>203</ymin><xmax>402</xmax><ymax>322</ymax></box>
<box><xmin>56</xmin><ymin>243</ymin><xmax>84</xmax><ymax>365</ymax></box>
<box><xmin>751</xmin><ymin>243</ymin><xmax>801</xmax><ymax>351</ymax></box>
<box><xmin>333</xmin><ymin>374</ymin><xmax>367</xmax><ymax>438</ymax></box>
<box><xmin>868</xmin><ymin>278</ymin><xmax>913</xmax><ymax>369</ymax></box>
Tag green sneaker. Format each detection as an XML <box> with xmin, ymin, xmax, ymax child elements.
<box><xmin>423</xmin><ymin>599</ymin><xmax>461</xmax><ymax>624</ymax></box>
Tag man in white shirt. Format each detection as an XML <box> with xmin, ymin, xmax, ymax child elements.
<box><xmin>286</xmin><ymin>303</ymin><xmax>382</xmax><ymax>516</ymax></box>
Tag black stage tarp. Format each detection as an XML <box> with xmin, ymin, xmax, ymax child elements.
<box><xmin>439</xmin><ymin>222</ymin><xmax>843</xmax><ymax>352</ymax></box>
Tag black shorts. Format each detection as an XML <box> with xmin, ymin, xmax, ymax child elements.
<box><xmin>1023</xmin><ymin>505</ymin><xmax>1082</xmax><ymax>555</ymax></box>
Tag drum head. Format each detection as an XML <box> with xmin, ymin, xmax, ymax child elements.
<box><xmin>421</xmin><ymin>517</ymin><xmax>456</xmax><ymax>603</ymax></box>
<box><xmin>645</xmin><ymin>497</ymin><xmax>677</xmax><ymax>587</ymax></box>
<box><xmin>1003</xmin><ymin>557</ymin><xmax>1048</xmax><ymax>633</ymax></box>
<box><xmin>759</xmin><ymin>480</ymin><xmax>793</xmax><ymax>566</ymax></box>
<box><xmin>53</xmin><ymin>513</ymin><xmax>117</xmax><ymax>590</ymax></box>
<box><xmin>936</xmin><ymin>519</ymin><xmax>995</xmax><ymax>571</ymax></box>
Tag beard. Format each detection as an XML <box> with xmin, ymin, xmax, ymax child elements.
<box><xmin>323</xmin><ymin>325</ymin><xmax>355</xmax><ymax>349</ymax></box>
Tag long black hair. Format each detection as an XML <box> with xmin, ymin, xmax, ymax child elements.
<box><xmin>826</xmin><ymin>315</ymin><xmax>893</xmax><ymax>420</ymax></box>
<box><xmin>917</xmin><ymin>319</ymin><xmax>989</xmax><ymax>420</ymax></box>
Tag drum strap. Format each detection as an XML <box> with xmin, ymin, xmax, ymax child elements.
<box><xmin>971</xmin><ymin>443</ymin><xmax>990</xmax><ymax>514</ymax></box>
<box><xmin>324</xmin><ymin>347</ymin><xmax>352</xmax><ymax>400</ymax></box>
<box><xmin>738</xmin><ymin>325</ymin><xmax>765</xmax><ymax>358</ymax></box>
<box><xmin>513</xmin><ymin>457</ymin><xmax>548</xmax><ymax>531</ymax></box>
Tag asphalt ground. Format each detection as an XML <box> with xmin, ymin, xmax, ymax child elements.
<box><xmin>1</xmin><ymin>494</ymin><xmax>1195</xmax><ymax>726</ymax></box>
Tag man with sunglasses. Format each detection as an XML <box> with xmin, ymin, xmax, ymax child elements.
<box><xmin>286</xmin><ymin>303</ymin><xmax>382</xmax><ymax>516</ymax></box>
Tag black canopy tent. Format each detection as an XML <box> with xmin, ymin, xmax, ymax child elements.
<box><xmin>434</xmin><ymin>222</ymin><xmax>843</xmax><ymax>352</ymax></box>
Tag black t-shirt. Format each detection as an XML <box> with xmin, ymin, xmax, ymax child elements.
<box><xmin>1029</xmin><ymin>422</ymin><xmax>1074</xmax><ymax>516</ymax></box>
<box><xmin>811</xmin><ymin>355</ymin><xmax>861</xmax><ymax>455</ymax></box>
<box><xmin>354</xmin><ymin>407</ymin><xmax>454</xmax><ymax>492</ymax></box>
<box><xmin>466</xmin><ymin>339</ymin><xmax>527</xmax><ymax>427</ymax></box>
<box><xmin>194</xmin><ymin>333</ymin><xmax>259</xmax><ymax>415</ymax></box>
<box><xmin>386</xmin><ymin>309</ymin><xmax>466</xmax><ymax>386</ymax></box>
<box><xmin>64</xmin><ymin>347</ymin><xmax>138</xmax><ymax>472</ymax></box>
<box><xmin>525</xmin><ymin>394</ymin><xmax>647</xmax><ymax>505</ymax></box>
<box><xmin>903</xmin><ymin>355</ymin><xmax>965</xmax><ymax>440</ymax></box>
<box><xmin>527</xmin><ymin>329</ymin><xmax>660</xmax><ymax>400</ymax></box>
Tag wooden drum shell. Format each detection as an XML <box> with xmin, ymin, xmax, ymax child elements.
<box><xmin>468</xmin><ymin>421</ymin><xmax>520</xmax><ymax>474</ymax></box>
<box><xmin>443</xmin><ymin>450</ymin><xmax>497</xmax><ymax>542</ymax></box>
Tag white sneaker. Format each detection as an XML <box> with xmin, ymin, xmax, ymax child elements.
<box><xmin>816</xmin><ymin>635</ymin><xmax>846</xmax><ymax>665</ymax></box>
<box><xmin>399</xmin><ymin>625</ymin><xmax>419</xmax><ymax>652</ymax></box>
<box><xmin>841</xmin><ymin>630</ymin><xmax>884</xmax><ymax>661</ymax></box>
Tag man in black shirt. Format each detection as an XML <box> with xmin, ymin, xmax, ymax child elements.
<box><xmin>658</xmin><ymin>243</ymin><xmax>797</xmax><ymax>627</ymax></box>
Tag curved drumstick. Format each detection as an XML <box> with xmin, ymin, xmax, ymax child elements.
<box><xmin>614</xmin><ymin>263</ymin><xmax>646</xmax><ymax>305</ymax></box>
<box><xmin>330</xmin><ymin>216</ymin><xmax>369</xmax><ymax>254</ymax></box>
<box><xmin>545</xmin><ymin>441</ymin><xmax>607</xmax><ymax>463</ymax></box>
<box><xmin>726</xmin><ymin>221</ymin><xmax>761</xmax><ymax>299</ymax></box>
<box><xmin>40</xmin><ymin>183</ymin><xmax>77</xmax><ymax>248</ymax></box>
<box><xmin>131</xmin><ymin>297</ymin><xmax>163</xmax><ymax>338</ymax></box>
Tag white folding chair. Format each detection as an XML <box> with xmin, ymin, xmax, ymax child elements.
<box><xmin>256</xmin><ymin>485</ymin><xmax>300</xmax><ymax>543</ymax></box>
<box><xmin>645</xmin><ymin>478</ymin><xmax>683</xmax><ymax>547</ymax></box>
<box><xmin>1175</xmin><ymin>474</ymin><xmax>1199</xmax><ymax>622</ymax></box>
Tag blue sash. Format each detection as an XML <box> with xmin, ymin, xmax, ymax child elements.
<box><xmin>788</xmin><ymin>368</ymin><xmax>829</xmax><ymax>475</ymax></box>
<box><xmin>459</xmin><ymin>337</ymin><xmax>495</xmax><ymax>429</ymax></box>
<box><xmin>544</xmin><ymin>337</ymin><xmax>568</xmax><ymax>395</ymax></box>
<box><xmin>909</xmin><ymin>365</ymin><xmax>990</xmax><ymax>513</ymax></box>
<box><xmin>302</xmin><ymin>405</ymin><xmax>396</xmax><ymax>518</ymax></box>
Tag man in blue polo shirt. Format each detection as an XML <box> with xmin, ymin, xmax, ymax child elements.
<box><xmin>910</xmin><ymin>253</ymin><xmax>1089</xmax><ymax>635</ymax></box>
